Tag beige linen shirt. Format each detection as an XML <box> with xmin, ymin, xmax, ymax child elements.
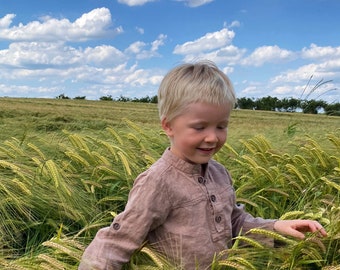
<box><xmin>79</xmin><ymin>148</ymin><xmax>275</xmax><ymax>270</ymax></box>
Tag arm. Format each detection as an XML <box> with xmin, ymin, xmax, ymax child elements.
<box><xmin>274</xmin><ymin>219</ymin><xmax>327</xmax><ymax>239</ymax></box>
<box><xmin>221</xmin><ymin>169</ymin><xmax>276</xmax><ymax>236</ymax></box>
<box><xmin>79</xmin><ymin>170</ymin><xmax>171</xmax><ymax>270</ymax></box>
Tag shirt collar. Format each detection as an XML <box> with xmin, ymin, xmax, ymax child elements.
<box><xmin>161</xmin><ymin>148</ymin><xmax>209</xmax><ymax>176</ymax></box>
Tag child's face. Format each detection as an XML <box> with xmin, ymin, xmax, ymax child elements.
<box><xmin>162</xmin><ymin>102</ymin><xmax>231</xmax><ymax>164</ymax></box>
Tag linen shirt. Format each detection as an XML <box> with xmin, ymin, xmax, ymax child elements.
<box><xmin>79</xmin><ymin>148</ymin><xmax>275</xmax><ymax>270</ymax></box>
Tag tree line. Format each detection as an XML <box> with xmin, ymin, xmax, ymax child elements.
<box><xmin>236</xmin><ymin>96</ymin><xmax>340</xmax><ymax>115</ymax></box>
<box><xmin>56</xmin><ymin>94</ymin><xmax>340</xmax><ymax>116</ymax></box>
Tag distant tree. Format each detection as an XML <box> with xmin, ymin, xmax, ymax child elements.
<box><xmin>56</xmin><ymin>94</ymin><xmax>70</xmax><ymax>99</ymax></box>
<box><xmin>254</xmin><ymin>96</ymin><xmax>279</xmax><ymax>111</ymax></box>
<box><xmin>99</xmin><ymin>95</ymin><xmax>113</xmax><ymax>101</ymax></box>
<box><xmin>150</xmin><ymin>95</ymin><xmax>158</xmax><ymax>103</ymax></box>
<box><xmin>116</xmin><ymin>95</ymin><xmax>131</xmax><ymax>102</ymax></box>
<box><xmin>279</xmin><ymin>98</ymin><xmax>301</xmax><ymax>112</ymax></box>
<box><xmin>74</xmin><ymin>96</ymin><xmax>86</xmax><ymax>100</ymax></box>
<box><xmin>324</xmin><ymin>102</ymin><xmax>340</xmax><ymax>116</ymax></box>
<box><xmin>237</xmin><ymin>97</ymin><xmax>255</xmax><ymax>109</ymax></box>
<box><xmin>301</xmin><ymin>99</ymin><xmax>327</xmax><ymax>114</ymax></box>
<box><xmin>116</xmin><ymin>95</ymin><xmax>158</xmax><ymax>103</ymax></box>
<box><xmin>134</xmin><ymin>96</ymin><xmax>151</xmax><ymax>103</ymax></box>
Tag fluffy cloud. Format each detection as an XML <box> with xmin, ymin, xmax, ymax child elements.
<box><xmin>84</xmin><ymin>45</ymin><xmax>126</xmax><ymax>66</ymax></box>
<box><xmin>0</xmin><ymin>42</ymin><xmax>126</xmax><ymax>68</ymax></box>
<box><xmin>176</xmin><ymin>0</ymin><xmax>214</xmax><ymax>8</ymax></box>
<box><xmin>125</xmin><ymin>34</ymin><xmax>167</xmax><ymax>59</ymax></box>
<box><xmin>117</xmin><ymin>0</ymin><xmax>156</xmax><ymax>6</ymax></box>
<box><xmin>0</xmin><ymin>14</ymin><xmax>15</xmax><ymax>28</ymax></box>
<box><xmin>241</xmin><ymin>45</ymin><xmax>295</xmax><ymax>66</ymax></box>
<box><xmin>0</xmin><ymin>7</ymin><xmax>168</xmax><ymax>99</ymax></box>
<box><xmin>0</xmin><ymin>8</ymin><xmax>121</xmax><ymax>42</ymax></box>
<box><xmin>173</xmin><ymin>28</ymin><xmax>235</xmax><ymax>55</ymax></box>
<box><xmin>118</xmin><ymin>0</ymin><xmax>213</xmax><ymax>7</ymax></box>
<box><xmin>0</xmin><ymin>83</ymin><xmax>61</xmax><ymax>96</ymax></box>
<box><xmin>302</xmin><ymin>43</ymin><xmax>340</xmax><ymax>59</ymax></box>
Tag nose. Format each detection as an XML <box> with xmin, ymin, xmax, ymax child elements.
<box><xmin>205</xmin><ymin>130</ymin><xmax>219</xmax><ymax>143</ymax></box>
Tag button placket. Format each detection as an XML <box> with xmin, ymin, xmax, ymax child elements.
<box><xmin>197</xmin><ymin>176</ymin><xmax>206</xmax><ymax>185</ymax></box>
<box><xmin>197</xmin><ymin>175</ymin><xmax>225</xmax><ymax>232</ymax></box>
<box><xmin>205</xmin><ymin>178</ymin><xmax>225</xmax><ymax>232</ymax></box>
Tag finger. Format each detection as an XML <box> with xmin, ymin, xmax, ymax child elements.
<box><xmin>288</xmin><ymin>228</ymin><xmax>306</xmax><ymax>239</ymax></box>
<box><xmin>315</xmin><ymin>222</ymin><xmax>327</xmax><ymax>237</ymax></box>
<box><xmin>307</xmin><ymin>221</ymin><xmax>327</xmax><ymax>237</ymax></box>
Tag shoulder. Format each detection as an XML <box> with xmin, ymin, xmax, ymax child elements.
<box><xmin>133</xmin><ymin>156</ymin><xmax>173</xmax><ymax>189</ymax></box>
<box><xmin>209</xmin><ymin>159</ymin><xmax>233</xmax><ymax>184</ymax></box>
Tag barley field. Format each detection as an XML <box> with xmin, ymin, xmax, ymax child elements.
<box><xmin>0</xmin><ymin>97</ymin><xmax>339</xmax><ymax>269</ymax></box>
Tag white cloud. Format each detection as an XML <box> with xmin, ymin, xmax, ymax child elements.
<box><xmin>151</xmin><ymin>34</ymin><xmax>167</xmax><ymax>51</ymax></box>
<box><xmin>0</xmin><ymin>83</ymin><xmax>61</xmax><ymax>96</ymax></box>
<box><xmin>125</xmin><ymin>41</ymin><xmax>146</xmax><ymax>54</ymax></box>
<box><xmin>223</xmin><ymin>20</ymin><xmax>240</xmax><ymax>28</ymax></box>
<box><xmin>180</xmin><ymin>44</ymin><xmax>245</xmax><ymax>65</ymax></box>
<box><xmin>136</xmin><ymin>27</ymin><xmax>144</xmax><ymax>34</ymax></box>
<box><xmin>0</xmin><ymin>42</ymin><xmax>126</xmax><ymax>69</ymax></box>
<box><xmin>242</xmin><ymin>45</ymin><xmax>295</xmax><ymax>66</ymax></box>
<box><xmin>125</xmin><ymin>34</ymin><xmax>167</xmax><ymax>59</ymax></box>
<box><xmin>301</xmin><ymin>43</ymin><xmax>340</xmax><ymax>59</ymax></box>
<box><xmin>84</xmin><ymin>45</ymin><xmax>126</xmax><ymax>66</ymax></box>
<box><xmin>173</xmin><ymin>28</ymin><xmax>234</xmax><ymax>55</ymax></box>
<box><xmin>271</xmin><ymin>64</ymin><xmax>320</xmax><ymax>85</ymax></box>
<box><xmin>0</xmin><ymin>8</ymin><xmax>121</xmax><ymax>42</ymax></box>
<box><xmin>272</xmin><ymin>85</ymin><xmax>293</xmax><ymax>96</ymax></box>
<box><xmin>176</xmin><ymin>0</ymin><xmax>214</xmax><ymax>8</ymax></box>
<box><xmin>0</xmin><ymin>42</ymin><xmax>71</xmax><ymax>68</ymax></box>
<box><xmin>209</xmin><ymin>45</ymin><xmax>246</xmax><ymax>64</ymax></box>
<box><xmin>266</xmin><ymin>60</ymin><xmax>338</xmax><ymax>101</ymax></box>
<box><xmin>222</xmin><ymin>66</ymin><xmax>234</xmax><ymax>75</ymax></box>
<box><xmin>0</xmin><ymin>14</ymin><xmax>15</xmax><ymax>28</ymax></box>
<box><xmin>240</xmin><ymin>85</ymin><xmax>264</xmax><ymax>96</ymax></box>
<box><xmin>117</xmin><ymin>0</ymin><xmax>156</xmax><ymax>6</ymax></box>
<box><xmin>0</xmin><ymin>7</ymin><xmax>170</xmax><ymax>99</ymax></box>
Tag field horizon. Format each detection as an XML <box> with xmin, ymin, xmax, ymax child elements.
<box><xmin>1</xmin><ymin>96</ymin><xmax>339</xmax><ymax>149</ymax></box>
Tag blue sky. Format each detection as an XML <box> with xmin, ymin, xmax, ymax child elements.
<box><xmin>0</xmin><ymin>0</ymin><xmax>339</xmax><ymax>102</ymax></box>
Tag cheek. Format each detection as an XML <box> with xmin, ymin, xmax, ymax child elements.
<box><xmin>177</xmin><ymin>134</ymin><xmax>199</xmax><ymax>150</ymax></box>
<box><xmin>219</xmin><ymin>130</ymin><xmax>228</xmax><ymax>142</ymax></box>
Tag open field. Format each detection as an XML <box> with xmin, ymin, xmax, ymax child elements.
<box><xmin>0</xmin><ymin>97</ymin><xmax>339</xmax><ymax>149</ymax></box>
<box><xmin>0</xmin><ymin>97</ymin><xmax>339</xmax><ymax>269</ymax></box>
<box><xmin>0</xmin><ymin>97</ymin><xmax>159</xmax><ymax>139</ymax></box>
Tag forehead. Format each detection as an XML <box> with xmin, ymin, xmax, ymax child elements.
<box><xmin>183</xmin><ymin>102</ymin><xmax>231</xmax><ymax>121</ymax></box>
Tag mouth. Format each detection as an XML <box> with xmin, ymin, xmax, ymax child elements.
<box><xmin>197</xmin><ymin>147</ymin><xmax>215</xmax><ymax>154</ymax></box>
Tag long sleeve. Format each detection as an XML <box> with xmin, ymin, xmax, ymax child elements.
<box><xmin>78</xmin><ymin>169</ymin><xmax>172</xmax><ymax>270</ymax></box>
<box><xmin>223</xmin><ymin>169</ymin><xmax>276</xmax><ymax>245</ymax></box>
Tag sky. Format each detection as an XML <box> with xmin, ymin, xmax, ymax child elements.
<box><xmin>0</xmin><ymin>0</ymin><xmax>339</xmax><ymax>103</ymax></box>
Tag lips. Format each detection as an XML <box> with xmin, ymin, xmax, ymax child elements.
<box><xmin>198</xmin><ymin>147</ymin><xmax>215</xmax><ymax>153</ymax></box>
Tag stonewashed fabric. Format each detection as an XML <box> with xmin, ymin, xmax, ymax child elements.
<box><xmin>79</xmin><ymin>148</ymin><xmax>275</xmax><ymax>270</ymax></box>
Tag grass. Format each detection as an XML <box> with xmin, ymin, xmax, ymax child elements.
<box><xmin>1</xmin><ymin>97</ymin><xmax>338</xmax><ymax>150</ymax></box>
<box><xmin>0</xmin><ymin>97</ymin><xmax>339</xmax><ymax>269</ymax></box>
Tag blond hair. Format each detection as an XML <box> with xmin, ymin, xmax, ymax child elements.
<box><xmin>157</xmin><ymin>61</ymin><xmax>236</xmax><ymax>122</ymax></box>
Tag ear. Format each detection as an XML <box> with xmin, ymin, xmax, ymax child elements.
<box><xmin>161</xmin><ymin>118</ymin><xmax>174</xmax><ymax>137</ymax></box>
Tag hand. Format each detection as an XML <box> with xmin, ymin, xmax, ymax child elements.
<box><xmin>274</xmin><ymin>219</ymin><xmax>327</xmax><ymax>239</ymax></box>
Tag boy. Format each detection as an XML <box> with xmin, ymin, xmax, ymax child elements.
<box><xmin>79</xmin><ymin>61</ymin><xmax>326</xmax><ymax>269</ymax></box>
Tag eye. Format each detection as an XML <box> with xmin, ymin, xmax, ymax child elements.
<box><xmin>217</xmin><ymin>124</ymin><xmax>227</xmax><ymax>129</ymax></box>
<box><xmin>193</xmin><ymin>126</ymin><xmax>204</xmax><ymax>131</ymax></box>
